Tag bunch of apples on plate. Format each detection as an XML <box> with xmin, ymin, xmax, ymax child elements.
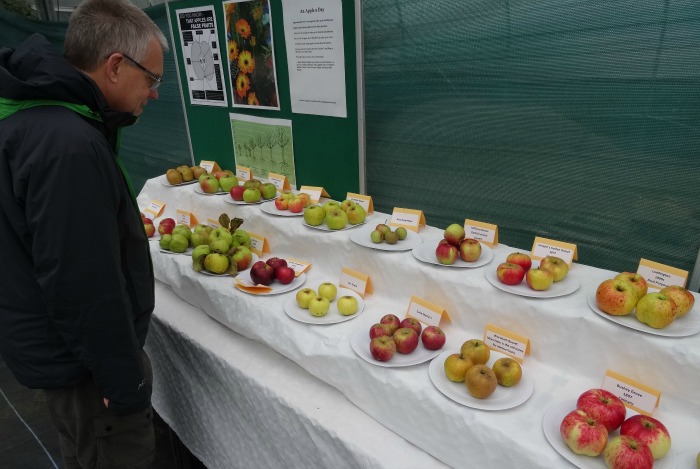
<box><xmin>229</xmin><ymin>178</ymin><xmax>278</xmax><ymax>203</ymax></box>
<box><xmin>273</xmin><ymin>191</ymin><xmax>311</xmax><ymax>213</ymax></box>
<box><xmin>443</xmin><ymin>339</ymin><xmax>522</xmax><ymax>399</ymax></box>
<box><xmin>369</xmin><ymin>224</ymin><xmax>407</xmax><ymax>245</ymax></box>
<box><xmin>198</xmin><ymin>169</ymin><xmax>239</xmax><ymax>194</ymax></box>
<box><xmin>295</xmin><ymin>282</ymin><xmax>358</xmax><ymax>317</ymax></box>
<box><xmin>368</xmin><ymin>314</ymin><xmax>445</xmax><ymax>362</ymax></box>
<box><xmin>303</xmin><ymin>200</ymin><xmax>367</xmax><ymax>230</ymax></box>
<box><xmin>496</xmin><ymin>252</ymin><xmax>569</xmax><ymax>291</ymax></box>
<box><xmin>435</xmin><ymin>224</ymin><xmax>482</xmax><ymax>264</ymax></box>
<box><xmin>158</xmin><ymin>222</ymin><xmax>196</xmax><ymax>253</ymax></box>
<box><xmin>596</xmin><ymin>273</ymin><xmax>695</xmax><ymax>329</ymax></box>
<box><xmin>560</xmin><ymin>388</ymin><xmax>671</xmax><ymax>468</ymax></box>
<box><xmin>164</xmin><ymin>165</ymin><xmax>207</xmax><ymax>185</ymax></box>
<box><xmin>191</xmin><ymin>214</ymin><xmax>253</xmax><ymax>276</ymax></box>
<box><xmin>249</xmin><ymin>257</ymin><xmax>296</xmax><ymax>286</ymax></box>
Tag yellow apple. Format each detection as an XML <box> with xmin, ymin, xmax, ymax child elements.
<box><xmin>460</xmin><ymin>339</ymin><xmax>490</xmax><ymax>365</ymax></box>
<box><xmin>635</xmin><ymin>292</ymin><xmax>677</xmax><ymax>329</ymax></box>
<box><xmin>443</xmin><ymin>353</ymin><xmax>473</xmax><ymax>383</ymax></box>
<box><xmin>492</xmin><ymin>357</ymin><xmax>522</xmax><ymax>387</ymax></box>
<box><xmin>660</xmin><ymin>285</ymin><xmax>695</xmax><ymax>317</ymax></box>
<box><xmin>539</xmin><ymin>256</ymin><xmax>569</xmax><ymax>282</ymax></box>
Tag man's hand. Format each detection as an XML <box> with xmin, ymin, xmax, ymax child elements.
<box><xmin>103</xmin><ymin>398</ymin><xmax>109</xmax><ymax>408</ymax></box>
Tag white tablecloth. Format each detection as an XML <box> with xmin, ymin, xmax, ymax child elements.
<box><xmin>138</xmin><ymin>178</ymin><xmax>700</xmax><ymax>468</ymax></box>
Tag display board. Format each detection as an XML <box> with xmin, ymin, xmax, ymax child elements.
<box><xmin>166</xmin><ymin>0</ymin><xmax>362</xmax><ymax>200</ymax></box>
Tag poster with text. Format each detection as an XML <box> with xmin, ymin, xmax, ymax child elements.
<box><xmin>175</xmin><ymin>6</ymin><xmax>228</xmax><ymax>106</ymax></box>
<box><xmin>223</xmin><ymin>0</ymin><xmax>281</xmax><ymax>110</ymax></box>
<box><xmin>230</xmin><ymin>113</ymin><xmax>295</xmax><ymax>185</ymax></box>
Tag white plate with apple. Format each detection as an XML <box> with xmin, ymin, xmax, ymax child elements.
<box><xmin>350</xmin><ymin>325</ymin><xmax>443</xmax><ymax>367</ymax></box>
<box><xmin>260</xmin><ymin>200</ymin><xmax>304</xmax><ymax>217</ymax></box>
<box><xmin>542</xmin><ymin>400</ymin><xmax>675</xmax><ymax>469</ymax></box>
<box><xmin>224</xmin><ymin>195</ymin><xmax>270</xmax><ymax>205</ymax></box>
<box><xmin>484</xmin><ymin>263</ymin><xmax>581</xmax><ymax>299</ymax></box>
<box><xmin>284</xmin><ymin>288</ymin><xmax>365</xmax><ymax>325</ymax></box>
<box><xmin>303</xmin><ymin>220</ymin><xmax>367</xmax><ymax>232</ymax></box>
<box><xmin>348</xmin><ymin>224</ymin><xmax>422</xmax><ymax>251</ymax></box>
<box><xmin>158</xmin><ymin>174</ymin><xmax>199</xmax><ymax>187</ymax></box>
<box><xmin>428</xmin><ymin>350</ymin><xmax>534</xmax><ymax>411</ymax></box>
<box><xmin>411</xmin><ymin>239</ymin><xmax>494</xmax><ymax>267</ymax></box>
<box><xmin>586</xmin><ymin>292</ymin><xmax>700</xmax><ymax>338</ymax></box>
<box><xmin>233</xmin><ymin>270</ymin><xmax>306</xmax><ymax>295</ymax></box>
<box><xmin>193</xmin><ymin>185</ymin><xmax>229</xmax><ymax>196</ymax></box>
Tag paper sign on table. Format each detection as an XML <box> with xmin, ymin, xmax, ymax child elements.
<box><xmin>464</xmin><ymin>219</ymin><xmax>498</xmax><ymax>247</ymax></box>
<box><xmin>601</xmin><ymin>370</ymin><xmax>661</xmax><ymax>416</ymax></box>
<box><xmin>339</xmin><ymin>267</ymin><xmax>373</xmax><ymax>297</ymax></box>
<box><xmin>206</xmin><ymin>217</ymin><xmax>221</xmax><ymax>228</ymax></box>
<box><xmin>199</xmin><ymin>160</ymin><xmax>221</xmax><ymax>174</ymax></box>
<box><xmin>236</xmin><ymin>165</ymin><xmax>252</xmax><ymax>181</ymax></box>
<box><xmin>176</xmin><ymin>209</ymin><xmax>198</xmax><ymax>228</ymax></box>
<box><xmin>637</xmin><ymin>258</ymin><xmax>688</xmax><ymax>290</ymax></box>
<box><xmin>268</xmin><ymin>172</ymin><xmax>291</xmax><ymax>192</ymax></box>
<box><xmin>530</xmin><ymin>237</ymin><xmax>578</xmax><ymax>265</ymax></box>
<box><xmin>299</xmin><ymin>185</ymin><xmax>330</xmax><ymax>204</ymax></box>
<box><xmin>389</xmin><ymin>208</ymin><xmax>425</xmax><ymax>232</ymax></box>
<box><xmin>345</xmin><ymin>192</ymin><xmax>374</xmax><ymax>214</ymax></box>
<box><xmin>405</xmin><ymin>296</ymin><xmax>450</xmax><ymax>327</ymax></box>
<box><xmin>483</xmin><ymin>324</ymin><xmax>530</xmax><ymax>363</ymax></box>
<box><xmin>234</xmin><ymin>277</ymin><xmax>273</xmax><ymax>294</ymax></box>
<box><xmin>143</xmin><ymin>200</ymin><xmax>165</xmax><ymax>219</ymax></box>
<box><xmin>247</xmin><ymin>232</ymin><xmax>270</xmax><ymax>256</ymax></box>
<box><xmin>285</xmin><ymin>258</ymin><xmax>311</xmax><ymax>277</ymax></box>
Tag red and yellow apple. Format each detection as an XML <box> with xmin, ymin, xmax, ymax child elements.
<box><xmin>596</xmin><ymin>279</ymin><xmax>639</xmax><ymax>316</ymax></box>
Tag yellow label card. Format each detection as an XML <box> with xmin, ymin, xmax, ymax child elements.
<box><xmin>234</xmin><ymin>277</ymin><xmax>273</xmax><ymax>294</ymax></box>
<box><xmin>406</xmin><ymin>295</ymin><xmax>449</xmax><ymax>327</ymax></box>
<box><xmin>236</xmin><ymin>165</ymin><xmax>252</xmax><ymax>181</ymax></box>
<box><xmin>464</xmin><ymin>219</ymin><xmax>498</xmax><ymax>247</ymax></box>
<box><xmin>268</xmin><ymin>172</ymin><xmax>291</xmax><ymax>192</ymax></box>
<box><xmin>602</xmin><ymin>370</ymin><xmax>661</xmax><ymax>416</ymax></box>
<box><xmin>346</xmin><ymin>192</ymin><xmax>374</xmax><ymax>214</ymax></box>
<box><xmin>286</xmin><ymin>258</ymin><xmax>311</xmax><ymax>277</ymax></box>
<box><xmin>143</xmin><ymin>199</ymin><xmax>165</xmax><ymax>218</ymax></box>
<box><xmin>176</xmin><ymin>209</ymin><xmax>198</xmax><ymax>228</ymax></box>
<box><xmin>637</xmin><ymin>258</ymin><xmax>688</xmax><ymax>290</ymax></box>
<box><xmin>247</xmin><ymin>232</ymin><xmax>270</xmax><ymax>256</ymax></box>
<box><xmin>530</xmin><ymin>236</ymin><xmax>578</xmax><ymax>265</ymax></box>
<box><xmin>390</xmin><ymin>208</ymin><xmax>426</xmax><ymax>232</ymax></box>
<box><xmin>206</xmin><ymin>217</ymin><xmax>221</xmax><ymax>228</ymax></box>
<box><xmin>339</xmin><ymin>267</ymin><xmax>373</xmax><ymax>297</ymax></box>
<box><xmin>483</xmin><ymin>324</ymin><xmax>530</xmax><ymax>363</ymax></box>
<box><xmin>299</xmin><ymin>185</ymin><xmax>330</xmax><ymax>204</ymax></box>
<box><xmin>199</xmin><ymin>160</ymin><xmax>221</xmax><ymax>174</ymax></box>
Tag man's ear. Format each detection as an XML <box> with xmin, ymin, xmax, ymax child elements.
<box><xmin>104</xmin><ymin>53</ymin><xmax>124</xmax><ymax>85</ymax></box>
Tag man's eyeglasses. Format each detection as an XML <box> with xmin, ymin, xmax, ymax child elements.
<box><xmin>121</xmin><ymin>53</ymin><xmax>163</xmax><ymax>91</ymax></box>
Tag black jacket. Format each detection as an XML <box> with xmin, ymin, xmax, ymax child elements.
<box><xmin>0</xmin><ymin>34</ymin><xmax>155</xmax><ymax>415</ymax></box>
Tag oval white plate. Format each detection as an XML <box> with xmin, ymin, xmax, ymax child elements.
<box><xmin>348</xmin><ymin>224</ymin><xmax>422</xmax><ymax>251</ymax></box>
<box><xmin>195</xmin><ymin>252</ymin><xmax>259</xmax><ymax>276</ymax></box>
<box><xmin>542</xmin><ymin>400</ymin><xmax>676</xmax><ymax>469</ymax></box>
<box><xmin>428</xmin><ymin>350</ymin><xmax>533</xmax><ymax>411</ymax></box>
<box><xmin>224</xmin><ymin>195</ymin><xmax>270</xmax><ymax>205</ymax></box>
<box><xmin>260</xmin><ymin>200</ymin><xmax>304</xmax><ymax>217</ymax></box>
<box><xmin>484</xmin><ymin>265</ymin><xmax>581</xmax><ymax>298</ymax></box>
<box><xmin>194</xmin><ymin>185</ymin><xmax>229</xmax><ymax>196</ymax></box>
<box><xmin>157</xmin><ymin>174</ymin><xmax>198</xmax><ymax>187</ymax></box>
<box><xmin>284</xmin><ymin>288</ymin><xmax>365</xmax><ymax>324</ymax></box>
<box><xmin>350</xmin><ymin>325</ymin><xmax>442</xmax><ymax>367</ymax></box>
<box><xmin>233</xmin><ymin>271</ymin><xmax>306</xmax><ymax>295</ymax></box>
<box><xmin>412</xmin><ymin>240</ymin><xmax>494</xmax><ymax>268</ymax></box>
<box><xmin>303</xmin><ymin>220</ymin><xmax>366</xmax><ymax>232</ymax></box>
<box><xmin>587</xmin><ymin>292</ymin><xmax>700</xmax><ymax>338</ymax></box>
<box><xmin>158</xmin><ymin>246</ymin><xmax>193</xmax><ymax>256</ymax></box>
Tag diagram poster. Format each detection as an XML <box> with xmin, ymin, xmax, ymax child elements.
<box><xmin>176</xmin><ymin>6</ymin><xmax>228</xmax><ymax>106</ymax></box>
<box><xmin>230</xmin><ymin>113</ymin><xmax>295</xmax><ymax>185</ymax></box>
<box><xmin>223</xmin><ymin>0</ymin><xmax>281</xmax><ymax>110</ymax></box>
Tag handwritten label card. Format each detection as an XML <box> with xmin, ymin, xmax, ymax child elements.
<box><xmin>143</xmin><ymin>200</ymin><xmax>165</xmax><ymax>219</ymax></box>
<box><xmin>247</xmin><ymin>232</ymin><xmax>270</xmax><ymax>256</ymax></box>
<box><xmin>405</xmin><ymin>296</ymin><xmax>449</xmax><ymax>327</ymax></box>
<box><xmin>299</xmin><ymin>185</ymin><xmax>331</xmax><ymax>204</ymax></box>
<box><xmin>464</xmin><ymin>219</ymin><xmax>498</xmax><ymax>247</ymax></box>
<box><xmin>339</xmin><ymin>267</ymin><xmax>373</xmax><ymax>297</ymax></box>
<box><xmin>346</xmin><ymin>192</ymin><xmax>374</xmax><ymax>214</ymax></box>
<box><xmin>236</xmin><ymin>165</ymin><xmax>252</xmax><ymax>181</ymax></box>
<box><xmin>637</xmin><ymin>258</ymin><xmax>688</xmax><ymax>290</ymax></box>
<box><xmin>389</xmin><ymin>208</ymin><xmax>426</xmax><ymax>232</ymax></box>
<box><xmin>199</xmin><ymin>160</ymin><xmax>221</xmax><ymax>174</ymax></box>
<box><xmin>602</xmin><ymin>370</ymin><xmax>661</xmax><ymax>416</ymax></box>
<box><xmin>483</xmin><ymin>324</ymin><xmax>530</xmax><ymax>363</ymax></box>
<box><xmin>530</xmin><ymin>237</ymin><xmax>578</xmax><ymax>265</ymax></box>
<box><xmin>285</xmin><ymin>258</ymin><xmax>311</xmax><ymax>277</ymax></box>
<box><xmin>268</xmin><ymin>172</ymin><xmax>291</xmax><ymax>192</ymax></box>
<box><xmin>176</xmin><ymin>209</ymin><xmax>198</xmax><ymax>227</ymax></box>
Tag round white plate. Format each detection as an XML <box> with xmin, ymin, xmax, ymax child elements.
<box><xmin>675</xmin><ymin>449</ymin><xmax>697</xmax><ymax>469</ymax></box>
<box><xmin>428</xmin><ymin>350</ymin><xmax>534</xmax><ymax>410</ymax></box>
<box><xmin>284</xmin><ymin>288</ymin><xmax>365</xmax><ymax>324</ymax></box>
<box><xmin>158</xmin><ymin>247</ymin><xmax>193</xmax><ymax>256</ymax></box>
<box><xmin>260</xmin><ymin>200</ymin><xmax>304</xmax><ymax>217</ymax></box>
<box><xmin>484</xmin><ymin>265</ymin><xmax>581</xmax><ymax>298</ymax></box>
<box><xmin>234</xmin><ymin>271</ymin><xmax>306</xmax><ymax>295</ymax></box>
<box><xmin>224</xmin><ymin>195</ymin><xmax>270</xmax><ymax>205</ymax></box>
<box><xmin>350</xmin><ymin>325</ymin><xmax>442</xmax><ymax>367</ymax></box>
<box><xmin>303</xmin><ymin>220</ymin><xmax>366</xmax><ymax>232</ymax></box>
<box><xmin>412</xmin><ymin>240</ymin><xmax>494</xmax><ymax>267</ymax></box>
<box><xmin>194</xmin><ymin>185</ymin><xmax>229</xmax><ymax>196</ymax></box>
<box><xmin>587</xmin><ymin>292</ymin><xmax>700</xmax><ymax>338</ymax></box>
<box><xmin>157</xmin><ymin>174</ymin><xmax>198</xmax><ymax>187</ymax></box>
<box><xmin>542</xmin><ymin>400</ymin><xmax>676</xmax><ymax>469</ymax></box>
<box><xmin>195</xmin><ymin>252</ymin><xmax>259</xmax><ymax>276</ymax></box>
<box><xmin>348</xmin><ymin>224</ymin><xmax>422</xmax><ymax>251</ymax></box>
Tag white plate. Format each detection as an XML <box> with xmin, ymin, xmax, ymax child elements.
<box><xmin>157</xmin><ymin>174</ymin><xmax>198</xmax><ymax>187</ymax></box>
<box><xmin>259</xmin><ymin>200</ymin><xmax>304</xmax><ymax>217</ymax></box>
<box><xmin>195</xmin><ymin>252</ymin><xmax>259</xmax><ymax>276</ymax></box>
<box><xmin>587</xmin><ymin>292</ymin><xmax>700</xmax><ymax>338</ymax></box>
<box><xmin>303</xmin><ymin>220</ymin><xmax>366</xmax><ymax>232</ymax></box>
<box><xmin>194</xmin><ymin>185</ymin><xmax>229</xmax><ymax>196</ymax></box>
<box><xmin>159</xmin><ymin>247</ymin><xmax>192</xmax><ymax>256</ymax></box>
<box><xmin>234</xmin><ymin>271</ymin><xmax>307</xmax><ymax>295</ymax></box>
<box><xmin>224</xmin><ymin>195</ymin><xmax>269</xmax><ymax>205</ymax></box>
<box><xmin>412</xmin><ymin>240</ymin><xmax>494</xmax><ymax>267</ymax></box>
<box><xmin>283</xmin><ymin>288</ymin><xmax>365</xmax><ymax>324</ymax></box>
<box><xmin>348</xmin><ymin>224</ymin><xmax>422</xmax><ymax>251</ymax></box>
<box><xmin>542</xmin><ymin>400</ymin><xmax>676</xmax><ymax>469</ymax></box>
<box><xmin>484</xmin><ymin>265</ymin><xmax>581</xmax><ymax>298</ymax></box>
<box><xmin>350</xmin><ymin>325</ymin><xmax>442</xmax><ymax>367</ymax></box>
<box><xmin>428</xmin><ymin>350</ymin><xmax>534</xmax><ymax>410</ymax></box>
<box><xmin>675</xmin><ymin>450</ymin><xmax>697</xmax><ymax>469</ymax></box>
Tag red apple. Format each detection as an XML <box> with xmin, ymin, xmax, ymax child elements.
<box><xmin>143</xmin><ymin>217</ymin><xmax>154</xmax><ymax>225</ymax></box>
<box><xmin>158</xmin><ymin>217</ymin><xmax>176</xmax><ymax>236</ymax></box>
<box><xmin>620</xmin><ymin>414</ymin><xmax>671</xmax><ymax>460</ymax></box>
<box><xmin>459</xmin><ymin>238</ymin><xmax>482</xmax><ymax>262</ymax></box>
<box><xmin>230</xmin><ymin>185</ymin><xmax>246</xmax><ymax>201</ymax></box>
<box><xmin>399</xmin><ymin>317</ymin><xmax>422</xmax><ymax>336</ymax></box>
<box><xmin>660</xmin><ymin>285</ymin><xmax>695</xmax><ymax>317</ymax></box>
<box><xmin>604</xmin><ymin>435</ymin><xmax>654</xmax><ymax>469</ymax></box>
<box><xmin>144</xmin><ymin>223</ymin><xmax>155</xmax><ymax>238</ymax></box>
<box><xmin>266</xmin><ymin>257</ymin><xmax>288</xmax><ymax>271</ymax></box>
<box><xmin>576</xmin><ymin>388</ymin><xmax>627</xmax><ymax>432</ymax></box>
<box><xmin>274</xmin><ymin>196</ymin><xmax>289</xmax><ymax>210</ymax></box>
<box><xmin>369</xmin><ymin>323</ymin><xmax>394</xmax><ymax>339</ymax></box>
<box><xmin>435</xmin><ymin>242</ymin><xmax>458</xmax><ymax>265</ymax></box>
<box><xmin>274</xmin><ymin>266</ymin><xmax>295</xmax><ymax>285</ymax></box>
<box><xmin>443</xmin><ymin>223</ymin><xmax>465</xmax><ymax>247</ymax></box>
<box><xmin>496</xmin><ymin>262</ymin><xmax>525</xmax><ymax>285</ymax></box>
<box><xmin>421</xmin><ymin>326</ymin><xmax>446</xmax><ymax>350</ymax></box>
<box><xmin>392</xmin><ymin>327</ymin><xmax>419</xmax><ymax>354</ymax></box>
<box><xmin>560</xmin><ymin>409</ymin><xmax>609</xmax><ymax>456</ymax></box>
<box><xmin>596</xmin><ymin>278</ymin><xmax>639</xmax><ymax>316</ymax></box>
<box><xmin>249</xmin><ymin>260</ymin><xmax>275</xmax><ymax>286</ymax></box>
<box><xmin>379</xmin><ymin>314</ymin><xmax>401</xmax><ymax>335</ymax></box>
<box><xmin>370</xmin><ymin>336</ymin><xmax>396</xmax><ymax>362</ymax></box>
<box><xmin>506</xmin><ymin>252</ymin><xmax>532</xmax><ymax>272</ymax></box>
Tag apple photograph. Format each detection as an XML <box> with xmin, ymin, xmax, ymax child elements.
<box><xmin>223</xmin><ymin>0</ymin><xmax>280</xmax><ymax>110</ymax></box>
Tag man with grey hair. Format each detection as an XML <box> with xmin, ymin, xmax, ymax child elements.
<box><xmin>0</xmin><ymin>0</ymin><xmax>168</xmax><ymax>467</ymax></box>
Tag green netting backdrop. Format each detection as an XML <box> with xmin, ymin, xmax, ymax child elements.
<box><xmin>2</xmin><ymin>1</ymin><xmax>699</xmax><ymax>281</ymax></box>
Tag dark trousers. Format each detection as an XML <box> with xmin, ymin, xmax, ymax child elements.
<box><xmin>44</xmin><ymin>352</ymin><xmax>155</xmax><ymax>469</ymax></box>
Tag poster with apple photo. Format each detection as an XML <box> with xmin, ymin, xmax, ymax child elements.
<box><xmin>223</xmin><ymin>0</ymin><xmax>281</xmax><ymax>110</ymax></box>
<box><xmin>230</xmin><ymin>113</ymin><xmax>296</xmax><ymax>186</ymax></box>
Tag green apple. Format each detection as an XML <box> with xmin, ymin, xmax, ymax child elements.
<box><xmin>260</xmin><ymin>182</ymin><xmax>277</xmax><ymax>200</ymax></box>
<box><xmin>210</xmin><ymin>227</ymin><xmax>233</xmax><ymax>247</ymax></box>
<box><xmin>337</xmin><ymin>295</ymin><xmax>358</xmax><ymax>316</ymax></box>
<box><xmin>198</xmin><ymin>173</ymin><xmax>211</xmax><ymax>182</ymax></box>
<box><xmin>317</xmin><ymin>282</ymin><xmax>337</xmax><ymax>301</ymax></box>
<box><xmin>199</xmin><ymin>175</ymin><xmax>220</xmax><ymax>194</ymax></box>
<box><xmin>231</xmin><ymin>229</ymin><xmax>251</xmax><ymax>248</ymax></box>
<box><xmin>169</xmin><ymin>233</ymin><xmax>189</xmax><ymax>253</ymax></box>
<box><xmin>191</xmin><ymin>245</ymin><xmax>210</xmax><ymax>264</ymax></box>
<box><xmin>325</xmin><ymin>208</ymin><xmax>348</xmax><ymax>230</ymax></box>
<box><xmin>395</xmin><ymin>227</ymin><xmax>408</xmax><ymax>240</ymax></box>
<box><xmin>340</xmin><ymin>199</ymin><xmax>355</xmax><ymax>212</ymax></box>
<box><xmin>308</xmin><ymin>296</ymin><xmax>331</xmax><ymax>317</ymax></box>
<box><xmin>190</xmin><ymin>231</ymin><xmax>209</xmax><ymax>248</ymax></box>
<box><xmin>243</xmin><ymin>188</ymin><xmax>262</xmax><ymax>203</ymax></box>
<box><xmin>375</xmin><ymin>224</ymin><xmax>391</xmax><ymax>235</ymax></box>
<box><xmin>346</xmin><ymin>204</ymin><xmax>366</xmax><ymax>225</ymax></box>
<box><xmin>636</xmin><ymin>292</ymin><xmax>677</xmax><ymax>329</ymax></box>
<box><xmin>219</xmin><ymin>175</ymin><xmax>239</xmax><ymax>192</ymax></box>
<box><xmin>172</xmin><ymin>224</ymin><xmax>192</xmax><ymax>243</ymax></box>
<box><xmin>243</xmin><ymin>179</ymin><xmax>263</xmax><ymax>191</ymax></box>
<box><xmin>203</xmin><ymin>252</ymin><xmax>229</xmax><ymax>274</ymax></box>
<box><xmin>159</xmin><ymin>234</ymin><xmax>172</xmax><ymax>250</ymax></box>
<box><xmin>295</xmin><ymin>288</ymin><xmax>317</xmax><ymax>309</ymax></box>
<box><xmin>370</xmin><ymin>229</ymin><xmax>384</xmax><ymax>243</ymax></box>
<box><xmin>303</xmin><ymin>205</ymin><xmax>326</xmax><ymax>226</ymax></box>
<box><xmin>193</xmin><ymin>224</ymin><xmax>213</xmax><ymax>235</ymax></box>
<box><xmin>323</xmin><ymin>200</ymin><xmax>342</xmax><ymax>213</ymax></box>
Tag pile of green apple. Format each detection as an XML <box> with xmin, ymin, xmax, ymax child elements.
<box><xmin>443</xmin><ymin>339</ymin><xmax>522</xmax><ymax>399</ymax></box>
<box><xmin>368</xmin><ymin>314</ymin><xmax>446</xmax><ymax>362</ymax></box>
<box><xmin>435</xmin><ymin>224</ymin><xmax>482</xmax><ymax>264</ymax></box>
<box><xmin>496</xmin><ymin>252</ymin><xmax>569</xmax><ymax>291</ymax></box>
<box><xmin>303</xmin><ymin>199</ymin><xmax>367</xmax><ymax>230</ymax></box>
<box><xmin>186</xmin><ymin>214</ymin><xmax>254</xmax><ymax>276</ymax></box>
<box><xmin>198</xmin><ymin>169</ymin><xmax>239</xmax><ymax>194</ymax></box>
<box><xmin>274</xmin><ymin>191</ymin><xmax>312</xmax><ymax>213</ymax></box>
<box><xmin>159</xmin><ymin>223</ymin><xmax>195</xmax><ymax>253</ymax></box>
<box><xmin>229</xmin><ymin>178</ymin><xmax>278</xmax><ymax>203</ymax></box>
<box><xmin>295</xmin><ymin>282</ymin><xmax>359</xmax><ymax>317</ymax></box>
<box><xmin>595</xmin><ymin>273</ymin><xmax>694</xmax><ymax>329</ymax></box>
<box><xmin>369</xmin><ymin>224</ymin><xmax>407</xmax><ymax>245</ymax></box>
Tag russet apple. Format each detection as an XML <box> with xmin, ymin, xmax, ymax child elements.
<box><xmin>384</xmin><ymin>231</ymin><xmax>399</xmax><ymax>244</ymax></box>
<box><xmin>559</xmin><ymin>409</ymin><xmax>609</xmax><ymax>456</ymax></box>
<box><xmin>525</xmin><ymin>267</ymin><xmax>553</xmax><ymax>291</ymax></box>
<box><xmin>460</xmin><ymin>339</ymin><xmax>490</xmax><ymax>365</ymax></box>
<box><xmin>303</xmin><ymin>205</ymin><xmax>326</xmax><ymax>226</ymax></box>
<box><xmin>496</xmin><ymin>262</ymin><xmax>525</xmax><ymax>285</ymax></box>
<box><xmin>399</xmin><ymin>317</ymin><xmax>422</xmax><ymax>336</ymax></box>
<box><xmin>443</xmin><ymin>353</ymin><xmax>473</xmax><ymax>382</ymax></box>
<box><xmin>576</xmin><ymin>388</ymin><xmax>626</xmax><ymax>432</ymax></box>
<box><xmin>337</xmin><ymin>296</ymin><xmax>358</xmax><ymax>316</ymax></box>
<box><xmin>317</xmin><ymin>282</ymin><xmax>337</xmax><ymax>301</ymax></box>
<box><xmin>308</xmin><ymin>296</ymin><xmax>331</xmax><ymax>317</ymax></box>
<box><xmin>464</xmin><ymin>364</ymin><xmax>497</xmax><ymax>399</ymax></box>
<box><xmin>614</xmin><ymin>272</ymin><xmax>648</xmax><ymax>301</ymax></box>
<box><xmin>421</xmin><ymin>326</ymin><xmax>446</xmax><ymax>350</ymax></box>
<box><xmin>375</xmin><ymin>224</ymin><xmax>391</xmax><ymax>235</ymax></box>
<box><xmin>492</xmin><ymin>357</ymin><xmax>522</xmax><ymax>387</ymax></box>
<box><xmin>435</xmin><ymin>241</ymin><xmax>458</xmax><ymax>265</ymax></box>
<box><xmin>443</xmin><ymin>223</ymin><xmax>465</xmax><ymax>247</ymax></box>
<box><xmin>539</xmin><ymin>256</ymin><xmax>569</xmax><ymax>282</ymax></box>
<box><xmin>165</xmin><ymin>168</ymin><xmax>183</xmax><ymax>184</ymax></box>
<box><xmin>395</xmin><ymin>227</ymin><xmax>408</xmax><ymax>240</ymax></box>
<box><xmin>392</xmin><ymin>327</ymin><xmax>419</xmax><ymax>354</ymax></box>
<box><xmin>370</xmin><ymin>336</ymin><xmax>396</xmax><ymax>362</ymax></box>
<box><xmin>596</xmin><ymin>278</ymin><xmax>639</xmax><ymax>316</ymax></box>
<box><xmin>660</xmin><ymin>285</ymin><xmax>695</xmax><ymax>317</ymax></box>
<box><xmin>506</xmin><ymin>252</ymin><xmax>532</xmax><ymax>272</ymax></box>
<box><xmin>459</xmin><ymin>238</ymin><xmax>482</xmax><ymax>262</ymax></box>
<box><xmin>295</xmin><ymin>288</ymin><xmax>317</xmax><ymax>309</ymax></box>
<box><xmin>604</xmin><ymin>435</ymin><xmax>653</xmax><ymax>469</ymax></box>
<box><xmin>370</xmin><ymin>229</ymin><xmax>384</xmax><ymax>243</ymax></box>
<box><xmin>620</xmin><ymin>414</ymin><xmax>671</xmax><ymax>459</ymax></box>
<box><xmin>635</xmin><ymin>292</ymin><xmax>677</xmax><ymax>329</ymax></box>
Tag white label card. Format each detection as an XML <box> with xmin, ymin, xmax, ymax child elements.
<box><xmin>236</xmin><ymin>167</ymin><xmax>252</xmax><ymax>181</ymax></box>
<box><xmin>601</xmin><ymin>375</ymin><xmax>658</xmax><ymax>415</ymax></box>
<box><xmin>465</xmin><ymin>224</ymin><xmax>495</xmax><ymax>244</ymax></box>
<box><xmin>406</xmin><ymin>300</ymin><xmax>441</xmax><ymax>327</ymax></box>
<box><xmin>484</xmin><ymin>330</ymin><xmax>527</xmax><ymax>361</ymax></box>
<box><xmin>286</xmin><ymin>259</ymin><xmax>310</xmax><ymax>276</ymax></box>
<box><xmin>637</xmin><ymin>263</ymin><xmax>687</xmax><ymax>290</ymax></box>
<box><xmin>531</xmin><ymin>242</ymin><xmax>575</xmax><ymax>265</ymax></box>
<box><xmin>339</xmin><ymin>270</ymin><xmax>367</xmax><ymax>295</ymax></box>
<box><xmin>176</xmin><ymin>212</ymin><xmax>192</xmax><ymax>226</ymax></box>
